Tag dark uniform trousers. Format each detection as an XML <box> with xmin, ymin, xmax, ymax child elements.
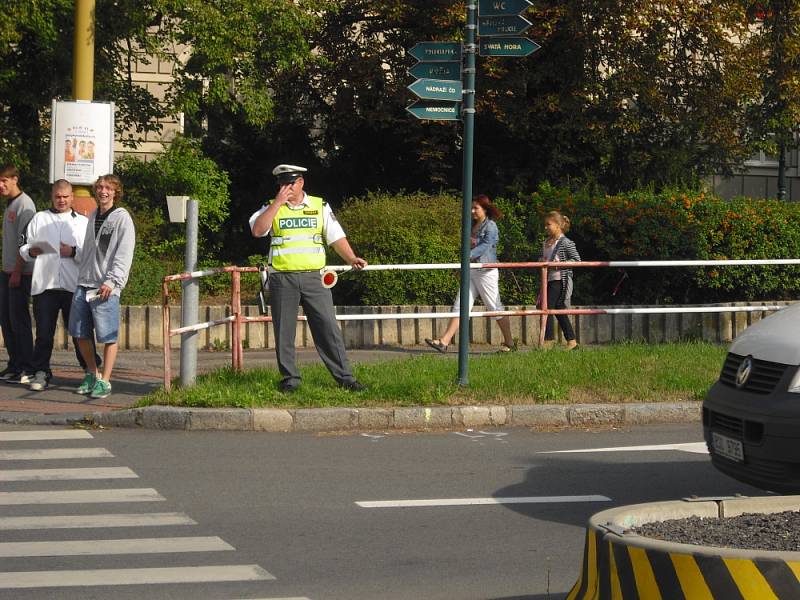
<box><xmin>0</xmin><ymin>272</ymin><xmax>33</xmax><ymax>373</ymax></box>
<box><xmin>270</xmin><ymin>271</ymin><xmax>355</xmax><ymax>385</ymax></box>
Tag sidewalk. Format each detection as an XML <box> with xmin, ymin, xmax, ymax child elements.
<box><xmin>0</xmin><ymin>346</ymin><xmax>437</xmax><ymax>423</ymax></box>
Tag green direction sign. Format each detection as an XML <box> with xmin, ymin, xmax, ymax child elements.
<box><xmin>408</xmin><ymin>61</ymin><xmax>461</xmax><ymax>81</ymax></box>
<box><xmin>408</xmin><ymin>78</ymin><xmax>463</xmax><ymax>102</ymax></box>
<box><xmin>408</xmin><ymin>42</ymin><xmax>462</xmax><ymax>63</ymax></box>
<box><xmin>406</xmin><ymin>100</ymin><xmax>462</xmax><ymax>121</ymax></box>
<box><xmin>478</xmin><ymin>15</ymin><xmax>532</xmax><ymax>37</ymax></box>
<box><xmin>478</xmin><ymin>0</ymin><xmax>533</xmax><ymax>16</ymax></box>
<box><xmin>479</xmin><ymin>37</ymin><xmax>541</xmax><ymax>57</ymax></box>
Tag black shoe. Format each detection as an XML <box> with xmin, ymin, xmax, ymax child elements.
<box><xmin>277</xmin><ymin>379</ymin><xmax>300</xmax><ymax>393</ymax></box>
<box><xmin>340</xmin><ymin>380</ymin><xmax>366</xmax><ymax>392</ymax></box>
<box><xmin>0</xmin><ymin>367</ymin><xmax>19</xmax><ymax>381</ymax></box>
<box><xmin>4</xmin><ymin>372</ymin><xmax>25</xmax><ymax>384</ymax></box>
<box><xmin>424</xmin><ymin>338</ymin><xmax>448</xmax><ymax>353</ymax></box>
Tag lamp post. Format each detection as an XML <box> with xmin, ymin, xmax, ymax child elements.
<box><xmin>167</xmin><ymin>196</ymin><xmax>199</xmax><ymax>386</ymax></box>
<box><xmin>457</xmin><ymin>1</ymin><xmax>478</xmax><ymax>385</ymax></box>
<box><xmin>71</xmin><ymin>0</ymin><xmax>98</xmax><ymax>216</ymax></box>
<box><xmin>778</xmin><ymin>142</ymin><xmax>787</xmax><ymax>201</ymax></box>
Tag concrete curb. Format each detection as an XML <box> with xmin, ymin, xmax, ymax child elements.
<box><xmin>568</xmin><ymin>496</ymin><xmax>800</xmax><ymax>599</ymax></box>
<box><xmin>66</xmin><ymin>401</ymin><xmax>703</xmax><ymax>432</ymax></box>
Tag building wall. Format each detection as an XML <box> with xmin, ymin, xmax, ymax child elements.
<box><xmin>114</xmin><ymin>47</ymin><xmax>186</xmax><ymax>162</ymax></box>
<box><xmin>711</xmin><ymin>147</ymin><xmax>800</xmax><ymax>201</ymax></box>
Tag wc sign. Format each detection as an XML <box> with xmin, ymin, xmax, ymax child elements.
<box><xmin>478</xmin><ymin>0</ymin><xmax>533</xmax><ymax>15</ymax></box>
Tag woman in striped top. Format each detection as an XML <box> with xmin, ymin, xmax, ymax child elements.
<box><xmin>541</xmin><ymin>211</ymin><xmax>580</xmax><ymax>349</ymax></box>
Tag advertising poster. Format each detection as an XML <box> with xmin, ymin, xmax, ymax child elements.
<box><xmin>49</xmin><ymin>100</ymin><xmax>115</xmax><ymax>185</ymax></box>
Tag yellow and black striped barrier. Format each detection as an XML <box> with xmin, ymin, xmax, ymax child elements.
<box><xmin>568</xmin><ymin>498</ymin><xmax>800</xmax><ymax>599</ymax></box>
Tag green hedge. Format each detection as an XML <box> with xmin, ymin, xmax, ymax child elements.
<box><xmin>334</xmin><ymin>186</ymin><xmax>800</xmax><ymax>306</ymax></box>
<box><xmin>332</xmin><ymin>191</ymin><xmax>463</xmax><ymax>306</ymax></box>
<box><xmin>122</xmin><ymin>184</ymin><xmax>800</xmax><ymax>306</ymax></box>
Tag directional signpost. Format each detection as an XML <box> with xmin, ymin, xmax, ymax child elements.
<box><xmin>406</xmin><ymin>100</ymin><xmax>462</xmax><ymax>121</ymax></box>
<box><xmin>404</xmin><ymin>0</ymin><xmax>541</xmax><ymax>384</ymax></box>
<box><xmin>478</xmin><ymin>0</ymin><xmax>533</xmax><ymax>14</ymax></box>
<box><xmin>408</xmin><ymin>42</ymin><xmax>462</xmax><ymax>63</ymax></box>
<box><xmin>408</xmin><ymin>78</ymin><xmax>463</xmax><ymax>102</ymax></box>
<box><xmin>479</xmin><ymin>37</ymin><xmax>540</xmax><ymax>57</ymax></box>
<box><xmin>406</xmin><ymin>41</ymin><xmax>463</xmax><ymax>122</ymax></box>
<box><xmin>477</xmin><ymin>15</ymin><xmax>532</xmax><ymax>37</ymax></box>
<box><xmin>408</xmin><ymin>61</ymin><xmax>461</xmax><ymax>81</ymax></box>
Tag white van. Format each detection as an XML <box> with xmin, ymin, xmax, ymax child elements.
<box><xmin>703</xmin><ymin>302</ymin><xmax>800</xmax><ymax>493</ymax></box>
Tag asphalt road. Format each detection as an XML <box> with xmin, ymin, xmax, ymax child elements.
<box><xmin>0</xmin><ymin>423</ymin><xmax>762</xmax><ymax>600</ymax></box>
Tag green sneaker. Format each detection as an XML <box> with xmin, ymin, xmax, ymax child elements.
<box><xmin>90</xmin><ymin>378</ymin><xmax>112</xmax><ymax>399</ymax></box>
<box><xmin>76</xmin><ymin>372</ymin><xmax>96</xmax><ymax>395</ymax></box>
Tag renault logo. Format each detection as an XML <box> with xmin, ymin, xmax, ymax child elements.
<box><xmin>736</xmin><ymin>356</ymin><xmax>753</xmax><ymax>388</ymax></box>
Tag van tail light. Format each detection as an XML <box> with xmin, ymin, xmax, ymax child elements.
<box><xmin>789</xmin><ymin>367</ymin><xmax>800</xmax><ymax>394</ymax></box>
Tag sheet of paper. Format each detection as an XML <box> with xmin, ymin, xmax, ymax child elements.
<box><xmin>29</xmin><ymin>239</ymin><xmax>57</xmax><ymax>254</ymax></box>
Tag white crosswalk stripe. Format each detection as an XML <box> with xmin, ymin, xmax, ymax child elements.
<box><xmin>0</xmin><ymin>466</ymin><xmax>137</xmax><ymax>481</ymax></box>
<box><xmin>0</xmin><ymin>536</ymin><xmax>234</xmax><ymax>557</ymax></box>
<box><xmin>0</xmin><ymin>487</ymin><xmax>165</xmax><ymax>505</ymax></box>
<box><xmin>0</xmin><ymin>430</ymin><xmax>93</xmax><ymax>441</ymax></box>
<box><xmin>0</xmin><ymin>429</ymin><xmax>300</xmax><ymax>597</ymax></box>
<box><xmin>0</xmin><ymin>565</ymin><xmax>274</xmax><ymax>589</ymax></box>
<box><xmin>0</xmin><ymin>512</ymin><xmax>197</xmax><ymax>530</ymax></box>
<box><xmin>0</xmin><ymin>447</ymin><xmax>114</xmax><ymax>460</ymax></box>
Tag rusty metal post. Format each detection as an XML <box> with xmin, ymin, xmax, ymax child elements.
<box><xmin>162</xmin><ymin>280</ymin><xmax>172</xmax><ymax>391</ymax></box>
<box><xmin>231</xmin><ymin>270</ymin><xmax>243</xmax><ymax>371</ymax></box>
<box><xmin>539</xmin><ymin>265</ymin><xmax>548</xmax><ymax>347</ymax></box>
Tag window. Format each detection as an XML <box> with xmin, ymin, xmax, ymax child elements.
<box><xmin>745</xmin><ymin>149</ymin><xmax>779</xmax><ymax>166</ymax></box>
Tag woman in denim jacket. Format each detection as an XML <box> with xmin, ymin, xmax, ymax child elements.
<box><xmin>425</xmin><ymin>194</ymin><xmax>516</xmax><ymax>353</ymax></box>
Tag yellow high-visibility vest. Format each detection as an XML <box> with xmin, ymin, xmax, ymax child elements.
<box><xmin>269</xmin><ymin>195</ymin><xmax>326</xmax><ymax>271</ymax></box>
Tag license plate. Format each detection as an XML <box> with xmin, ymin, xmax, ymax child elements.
<box><xmin>712</xmin><ymin>432</ymin><xmax>744</xmax><ymax>462</ymax></box>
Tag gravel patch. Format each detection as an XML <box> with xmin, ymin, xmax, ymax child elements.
<box><xmin>634</xmin><ymin>511</ymin><xmax>800</xmax><ymax>552</ymax></box>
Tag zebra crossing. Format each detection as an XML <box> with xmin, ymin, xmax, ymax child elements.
<box><xmin>0</xmin><ymin>428</ymin><xmax>310</xmax><ymax>599</ymax></box>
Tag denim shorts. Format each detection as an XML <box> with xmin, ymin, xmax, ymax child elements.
<box><xmin>68</xmin><ymin>286</ymin><xmax>121</xmax><ymax>343</ymax></box>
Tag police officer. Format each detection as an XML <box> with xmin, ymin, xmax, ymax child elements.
<box><xmin>249</xmin><ymin>164</ymin><xmax>367</xmax><ymax>392</ymax></box>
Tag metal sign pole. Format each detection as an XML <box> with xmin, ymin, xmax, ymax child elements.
<box><xmin>180</xmin><ymin>199</ymin><xmax>199</xmax><ymax>386</ymax></box>
<box><xmin>457</xmin><ymin>3</ymin><xmax>478</xmax><ymax>386</ymax></box>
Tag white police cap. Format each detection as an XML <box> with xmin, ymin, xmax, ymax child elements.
<box><xmin>272</xmin><ymin>164</ymin><xmax>307</xmax><ymax>183</ymax></box>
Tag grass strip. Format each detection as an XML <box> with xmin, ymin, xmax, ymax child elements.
<box><xmin>139</xmin><ymin>342</ymin><xmax>726</xmax><ymax>409</ymax></box>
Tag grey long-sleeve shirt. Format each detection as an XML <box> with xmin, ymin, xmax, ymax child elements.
<box><xmin>76</xmin><ymin>207</ymin><xmax>136</xmax><ymax>295</ymax></box>
<box><xmin>3</xmin><ymin>192</ymin><xmax>36</xmax><ymax>273</ymax></box>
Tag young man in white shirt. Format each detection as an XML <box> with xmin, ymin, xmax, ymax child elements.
<box><xmin>20</xmin><ymin>180</ymin><xmax>99</xmax><ymax>391</ymax></box>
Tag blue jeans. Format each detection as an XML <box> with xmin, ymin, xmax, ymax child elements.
<box><xmin>68</xmin><ymin>286</ymin><xmax>121</xmax><ymax>344</ymax></box>
<box><xmin>0</xmin><ymin>273</ymin><xmax>33</xmax><ymax>373</ymax></box>
<box><xmin>32</xmin><ymin>289</ymin><xmax>100</xmax><ymax>376</ymax></box>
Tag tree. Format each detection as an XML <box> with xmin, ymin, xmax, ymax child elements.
<box><xmin>0</xmin><ymin>0</ymin><xmax>171</xmax><ymax>192</ymax></box>
<box><xmin>470</xmin><ymin>1</ymin><xmax>764</xmax><ymax>193</ymax></box>
<box><xmin>0</xmin><ymin>0</ymin><xmax>318</xmax><ymax>201</ymax></box>
<box><xmin>743</xmin><ymin>0</ymin><xmax>800</xmax><ymax>198</ymax></box>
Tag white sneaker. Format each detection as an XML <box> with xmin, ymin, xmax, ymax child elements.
<box><xmin>29</xmin><ymin>371</ymin><xmax>48</xmax><ymax>391</ymax></box>
<box><xmin>19</xmin><ymin>373</ymin><xmax>32</xmax><ymax>385</ymax></box>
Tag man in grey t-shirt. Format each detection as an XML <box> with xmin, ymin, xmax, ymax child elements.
<box><xmin>0</xmin><ymin>164</ymin><xmax>35</xmax><ymax>383</ymax></box>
